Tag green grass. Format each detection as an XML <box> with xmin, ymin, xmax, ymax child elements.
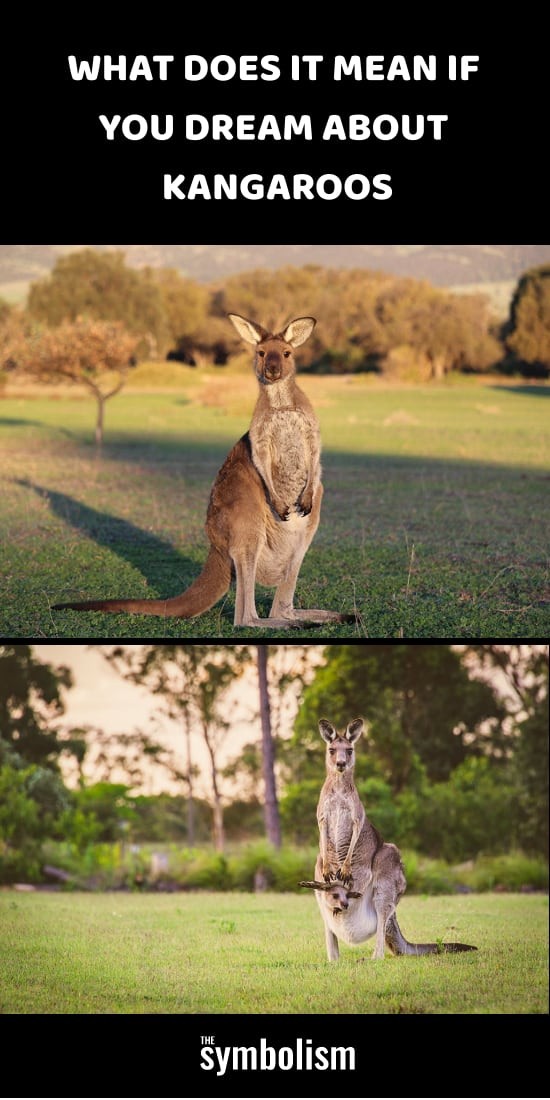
<box><xmin>0</xmin><ymin>891</ymin><xmax>546</xmax><ymax>1013</ymax></box>
<box><xmin>0</xmin><ymin>371</ymin><xmax>549</xmax><ymax>637</ymax></box>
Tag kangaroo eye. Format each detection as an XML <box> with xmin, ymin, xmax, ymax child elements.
<box><xmin>329</xmin><ymin>748</ymin><xmax>336</xmax><ymax>755</ymax></box>
<box><xmin>257</xmin><ymin>350</ymin><xmax>265</xmax><ymax>357</ymax></box>
<box><xmin>284</xmin><ymin>350</ymin><xmax>291</xmax><ymax>358</ymax></box>
<box><xmin>346</xmin><ymin>749</ymin><xmax>353</xmax><ymax>756</ymax></box>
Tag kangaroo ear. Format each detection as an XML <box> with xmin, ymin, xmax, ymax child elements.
<box><xmin>345</xmin><ymin>718</ymin><xmax>364</xmax><ymax>744</ymax></box>
<box><xmin>281</xmin><ymin>316</ymin><xmax>316</xmax><ymax>347</ymax></box>
<box><xmin>228</xmin><ymin>314</ymin><xmax>269</xmax><ymax>345</ymax></box>
<box><xmin>319</xmin><ymin>719</ymin><xmax>338</xmax><ymax>743</ymax></box>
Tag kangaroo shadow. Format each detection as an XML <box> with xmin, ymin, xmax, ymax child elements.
<box><xmin>490</xmin><ymin>384</ymin><xmax>550</xmax><ymax>397</ymax></box>
<box><xmin>0</xmin><ymin>417</ymin><xmax>47</xmax><ymax>428</ymax></box>
<box><xmin>14</xmin><ymin>477</ymin><xmax>200</xmax><ymax>597</ymax></box>
<box><xmin>0</xmin><ymin>415</ymin><xmax>78</xmax><ymax>439</ymax></box>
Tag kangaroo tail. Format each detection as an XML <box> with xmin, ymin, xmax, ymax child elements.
<box><xmin>385</xmin><ymin>914</ymin><xmax>477</xmax><ymax>956</ymax></box>
<box><xmin>52</xmin><ymin>547</ymin><xmax>232</xmax><ymax>619</ymax></box>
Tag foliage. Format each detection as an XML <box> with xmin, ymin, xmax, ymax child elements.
<box><xmin>506</xmin><ymin>264</ymin><xmax>550</xmax><ymax>375</ymax></box>
<box><xmin>104</xmin><ymin>644</ymin><xmax>250</xmax><ymax>851</ymax></box>
<box><xmin>453</xmin><ymin>851</ymin><xmax>549</xmax><ymax>892</ymax></box>
<box><xmin>0</xmin><ymin>762</ymin><xmax>69</xmax><ymax>883</ymax></box>
<box><xmin>144</xmin><ymin>266</ymin><xmax>210</xmax><ymax>360</ymax></box>
<box><xmin>400</xmin><ymin>757</ymin><xmax>519</xmax><ymax>861</ymax></box>
<box><xmin>16</xmin><ymin>251</ymin><xmax>507</xmax><ymax>378</ymax></box>
<box><xmin>0</xmin><ymin>644</ymin><xmax>85</xmax><ymax>771</ymax></box>
<box><xmin>72</xmin><ymin>783</ymin><xmax>137</xmax><ymax>842</ymax></box>
<box><xmin>27</xmin><ymin>249</ymin><xmax>167</xmax><ymax>357</ymax></box>
<box><xmin>2</xmin><ymin>316</ymin><xmax>139</xmax><ymax>445</ymax></box>
<box><xmin>213</xmin><ymin>265</ymin><xmax>501</xmax><ymax>378</ymax></box>
<box><xmin>290</xmin><ymin>644</ymin><xmax>508</xmax><ymax>786</ymax></box>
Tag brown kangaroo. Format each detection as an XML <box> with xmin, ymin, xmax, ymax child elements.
<box><xmin>300</xmin><ymin>719</ymin><xmax>477</xmax><ymax>961</ymax></box>
<box><xmin>53</xmin><ymin>313</ymin><xmax>353</xmax><ymax>629</ymax></box>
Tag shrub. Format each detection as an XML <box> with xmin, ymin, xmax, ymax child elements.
<box><xmin>455</xmin><ymin>852</ymin><xmax>549</xmax><ymax>892</ymax></box>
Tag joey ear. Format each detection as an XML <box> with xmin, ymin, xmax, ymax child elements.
<box><xmin>345</xmin><ymin>718</ymin><xmax>364</xmax><ymax>744</ymax></box>
<box><xmin>319</xmin><ymin>718</ymin><xmax>338</xmax><ymax>743</ymax></box>
<box><xmin>347</xmin><ymin>890</ymin><xmax>363</xmax><ymax>899</ymax></box>
<box><xmin>228</xmin><ymin>314</ymin><xmax>269</xmax><ymax>345</ymax></box>
<box><xmin>281</xmin><ymin>316</ymin><xmax>316</xmax><ymax>347</ymax></box>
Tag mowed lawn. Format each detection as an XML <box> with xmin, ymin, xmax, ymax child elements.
<box><xmin>0</xmin><ymin>891</ymin><xmax>547</xmax><ymax>1014</ymax></box>
<box><xmin>0</xmin><ymin>371</ymin><xmax>548</xmax><ymax>638</ymax></box>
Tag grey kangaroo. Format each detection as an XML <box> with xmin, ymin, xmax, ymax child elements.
<box><xmin>300</xmin><ymin>718</ymin><xmax>477</xmax><ymax>961</ymax></box>
<box><xmin>53</xmin><ymin>313</ymin><xmax>353</xmax><ymax>629</ymax></box>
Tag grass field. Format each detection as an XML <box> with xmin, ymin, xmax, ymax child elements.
<box><xmin>0</xmin><ymin>369</ymin><xmax>548</xmax><ymax>637</ymax></box>
<box><xmin>0</xmin><ymin>891</ymin><xmax>547</xmax><ymax>1014</ymax></box>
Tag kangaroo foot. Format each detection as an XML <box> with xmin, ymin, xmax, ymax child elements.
<box><xmin>271</xmin><ymin>608</ymin><xmax>357</xmax><ymax>624</ymax></box>
<box><xmin>236</xmin><ymin>616</ymin><xmax>306</xmax><ymax>630</ymax></box>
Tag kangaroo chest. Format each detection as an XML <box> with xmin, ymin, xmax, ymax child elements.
<box><xmin>250</xmin><ymin>407</ymin><xmax>319</xmax><ymax>504</ymax></box>
<box><xmin>323</xmin><ymin>790</ymin><xmax>361</xmax><ymax>862</ymax></box>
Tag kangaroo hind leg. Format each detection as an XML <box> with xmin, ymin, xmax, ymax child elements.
<box><xmin>232</xmin><ymin>546</ymin><xmax>300</xmax><ymax>630</ymax></box>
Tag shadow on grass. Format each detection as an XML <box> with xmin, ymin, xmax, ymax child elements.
<box><xmin>0</xmin><ymin>417</ymin><xmax>49</xmax><ymax>428</ymax></box>
<box><xmin>490</xmin><ymin>384</ymin><xmax>550</xmax><ymax>397</ymax></box>
<box><xmin>14</xmin><ymin>477</ymin><xmax>200</xmax><ymax>597</ymax></box>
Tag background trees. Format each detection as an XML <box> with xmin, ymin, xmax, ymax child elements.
<box><xmin>28</xmin><ymin>249</ymin><xmax>167</xmax><ymax>358</ymax></box>
<box><xmin>3</xmin><ymin>247</ymin><xmax>547</xmax><ymax>381</ymax></box>
<box><xmin>505</xmin><ymin>264</ymin><xmax>550</xmax><ymax>376</ymax></box>
<box><xmin>2</xmin><ymin>317</ymin><xmax>139</xmax><ymax>445</ymax></box>
<box><xmin>0</xmin><ymin>643</ymin><xmax>547</xmax><ymax>883</ymax></box>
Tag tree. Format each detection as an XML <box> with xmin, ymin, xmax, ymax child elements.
<box><xmin>290</xmin><ymin>644</ymin><xmax>508</xmax><ymax>789</ymax></box>
<box><xmin>3</xmin><ymin>317</ymin><xmax>139</xmax><ymax>446</ymax></box>
<box><xmin>257</xmin><ymin>645</ymin><xmax>281</xmax><ymax>848</ymax></box>
<box><xmin>143</xmin><ymin>267</ymin><xmax>210</xmax><ymax>360</ymax></box>
<box><xmin>463</xmin><ymin>645</ymin><xmax>548</xmax><ymax>856</ymax></box>
<box><xmin>104</xmin><ymin>644</ymin><xmax>248</xmax><ymax>851</ymax></box>
<box><xmin>0</xmin><ymin>644</ymin><xmax>86</xmax><ymax>772</ymax></box>
<box><xmin>27</xmin><ymin>248</ymin><xmax>167</xmax><ymax>357</ymax></box>
<box><xmin>375</xmin><ymin>280</ymin><xmax>500</xmax><ymax>379</ymax></box>
<box><xmin>506</xmin><ymin>265</ymin><xmax>550</xmax><ymax>375</ymax></box>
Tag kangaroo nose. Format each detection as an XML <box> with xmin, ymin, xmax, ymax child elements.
<box><xmin>337</xmin><ymin>761</ymin><xmax>346</xmax><ymax>771</ymax></box>
<box><xmin>341</xmin><ymin>899</ymin><xmax>349</xmax><ymax>909</ymax></box>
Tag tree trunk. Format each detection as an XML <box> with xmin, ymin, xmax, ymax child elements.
<box><xmin>257</xmin><ymin>644</ymin><xmax>282</xmax><ymax>848</ymax></box>
<box><xmin>430</xmin><ymin>355</ymin><xmax>446</xmax><ymax>381</ymax></box>
<box><xmin>183</xmin><ymin>712</ymin><xmax>195</xmax><ymax>847</ymax></box>
<box><xmin>95</xmin><ymin>394</ymin><xmax>105</xmax><ymax>447</ymax></box>
<box><xmin>203</xmin><ymin>721</ymin><xmax>225</xmax><ymax>852</ymax></box>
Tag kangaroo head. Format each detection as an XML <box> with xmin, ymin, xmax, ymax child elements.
<box><xmin>228</xmin><ymin>313</ymin><xmax>316</xmax><ymax>386</ymax></box>
<box><xmin>299</xmin><ymin>879</ymin><xmax>362</xmax><ymax>912</ymax></box>
<box><xmin>319</xmin><ymin>718</ymin><xmax>364</xmax><ymax>776</ymax></box>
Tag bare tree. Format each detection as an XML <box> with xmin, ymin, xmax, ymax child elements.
<box><xmin>257</xmin><ymin>645</ymin><xmax>281</xmax><ymax>848</ymax></box>
<box><xmin>103</xmin><ymin>644</ymin><xmax>247</xmax><ymax>851</ymax></box>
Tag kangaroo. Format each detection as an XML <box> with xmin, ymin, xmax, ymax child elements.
<box><xmin>53</xmin><ymin>313</ymin><xmax>354</xmax><ymax>629</ymax></box>
<box><xmin>300</xmin><ymin>718</ymin><xmax>477</xmax><ymax>961</ymax></box>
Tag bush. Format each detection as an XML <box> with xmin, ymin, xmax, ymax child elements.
<box><xmin>0</xmin><ymin>839</ymin><xmax>42</xmax><ymax>884</ymax></box>
<box><xmin>381</xmin><ymin>344</ymin><xmax>432</xmax><ymax>382</ymax></box>
<box><xmin>454</xmin><ymin>852</ymin><xmax>549</xmax><ymax>892</ymax></box>
<box><xmin>400</xmin><ymin>850</ymin><xmax>456</xmax><ymax>894</ymax></box>
<box><xmin>402</xmin><ymin>758</ymin><xmax>518</xmax><ymax>861</ymax></box>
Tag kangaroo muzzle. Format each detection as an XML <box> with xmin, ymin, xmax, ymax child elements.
<box><xmin>259</xmin><ymin>352</ymin><xmax>283</xmax><ymax>383</ymax></box>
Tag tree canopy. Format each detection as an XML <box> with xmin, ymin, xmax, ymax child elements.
<box><xmin>290</xmin><ymin>644</ymin><xmax>509</xmax><ymax>788</ymax></box>
<box><xmin>1</xmin><ymin>248</ymin><xmax>511</xmax><ymax>379</ymax></box>
<box><xmin>3</xmin><ymin>317</ymin><xmax>139</xmax><ymax>445</ymax></box>
<box><xmin>506</xmin><ymin>264</ymin><xmax>550</xmax><ymax>374</ymax></box>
